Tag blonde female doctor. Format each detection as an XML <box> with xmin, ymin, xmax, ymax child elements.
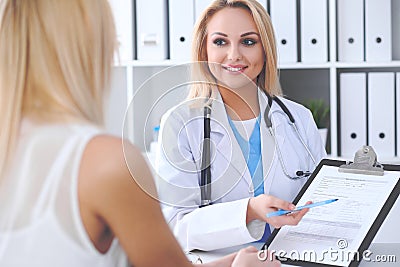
<box><xmin>155</xmin><ymin>0</ymin><xmax>326</xmax><ymax>252</ymax></box>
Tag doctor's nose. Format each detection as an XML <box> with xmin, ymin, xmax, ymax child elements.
<box><xmin>227</xmin><ymin>45</ymin><xmax>242</xmax><ymax>61</ymax></box>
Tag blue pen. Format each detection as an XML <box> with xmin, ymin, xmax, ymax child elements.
<box><xmin>266</xmin><ymin>198</ymin><xmax>338</xmax><ymax>218</ymax></box>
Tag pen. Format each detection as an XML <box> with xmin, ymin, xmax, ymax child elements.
<box><xmin>266</xmin><ymin>198</ymin><xmax>338</xmax><ymax>218</ymax></box>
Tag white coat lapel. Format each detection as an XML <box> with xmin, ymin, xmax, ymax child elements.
<box><xmin>209</xmin><ymin>93</ymin><xmax>253</xmax><ymax>189</ymax></box>
<box><xmin>258</xmin><ymin>91</ymin><xmax>286</xmax><ymax>194</ymax></box>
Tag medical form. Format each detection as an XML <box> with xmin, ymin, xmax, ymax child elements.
<box><xmin>265</xmin><ymin>162</ymin><xmax>400</xmax><ymax>267</ymax></box>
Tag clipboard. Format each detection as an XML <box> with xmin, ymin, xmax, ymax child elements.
<box><xmin>261</xmin><ymin>146</ymin><xmax>400</xmax><ymax>267</ymax></box>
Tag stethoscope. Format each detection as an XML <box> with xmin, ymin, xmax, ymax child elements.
<box><xmin>200</xmin><ymin>91</ymin><xmax>317</xmax><ymax>207</ymax></box>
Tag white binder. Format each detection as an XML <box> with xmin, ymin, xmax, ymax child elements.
<box><xmin>340</xmin><ymin>73</ymin><xmax>367</xmax><ymax>158</ymax></box>
<box><xmin>169</xmin><ymin>0</ymin><xmax>195</xmax><ymax>61</ymax></box>
<box><xmin>365</xmin><ymin>0</ymin><xmax>392</xmax><ymax>62</ymax></box>
<box><xmin>393</xmin><ymin>1</ymin><xmax>400</xmax><ymax>61</ymax></box>
<box><xmin>337</xmin><ymin>0</ymin><xmax>364</xmax><ymax>62</ymax></box>
<box><xmin>195</xmin><ymin>0</ymin><xmax>214</xmax><ymax>21</ymax></box>
<box><xmin>300</xmin><ymin>0</ymin><xmax>328</xmax><ymax>63</ymax></box>
<box><xmin>108</xmin><ymin>0</ymin><xmax>134</xmax><ymax>62</ymax></box>
<box><xmin>270</xmin><ymin>0</ymin><xmax>297</xmax><ymax>63</ymax></box>
<box><xmin>397</xmin><ymin>73</ymin><xmax>400</xmax><ymax>157</ymax></box>
<box><xmin>368</xmin><ymin>72</ymin><xmax>395</xmax><ymax>158</ymax></box>
<box><xmin>136</xmin><ymin>0</ymin><xmax>168</xmax><ymax>60</ymax></box>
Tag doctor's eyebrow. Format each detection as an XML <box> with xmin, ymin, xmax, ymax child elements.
<box><xmin>210</xmin><ymin>31</ymin><xmax>260</xmax><ymax>38</ymax></box>
<box><xmin>211</xmin><ymin>32</ymin><xmax>228</xmax><ymax>37</ymax></box>
<box><xmin>240</xmin><ymin>32</ymin><xmax>260</xmax><ymax>37</ymax></box>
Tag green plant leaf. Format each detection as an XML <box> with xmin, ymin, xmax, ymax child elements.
<box><xmin>304</xmin><ymin>99</ymin><xmax>330</xmax><ymax>129</ymax></box>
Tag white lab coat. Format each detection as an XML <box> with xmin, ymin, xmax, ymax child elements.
<box><xmin>155</xmin><ymin>90</ymin><xmax>326</xmax><ymax>251</ymax></box>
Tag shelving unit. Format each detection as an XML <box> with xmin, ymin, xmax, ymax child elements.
<box><xmin>105</xmin><ymin>0</ymin><xmax>400</xmax><ymax>163</ymax></box>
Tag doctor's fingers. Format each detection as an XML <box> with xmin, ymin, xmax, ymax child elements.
<box><xmin>260</xmin><ymin>194</ymin><xmax>296</xmax><ymax>211</ymax></box>
<box><xmin>267</xmin><ymin>205</ymin><xmax>310</xmax><ymax>228</ymax></box>
<box><xmin>248</xmin><ymin>195</ymin><xmax>296</xmax><ymax>223</ymax></box>
<box><xmin>287</xmin><ymin>200</ymin><xmax>312</xmax><ymax>222</ymax></box>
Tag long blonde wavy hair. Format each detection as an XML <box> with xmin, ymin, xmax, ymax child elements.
<box><xmin>0</xmin><ymin>0</ymin><xmax>116</xmax><ymax>178</ymax></box>
<box><xmin>188</xmin><ymin>0</ymin><xmax>282</xmax><ymax>102</ymax></box>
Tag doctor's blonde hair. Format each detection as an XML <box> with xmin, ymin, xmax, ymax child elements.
<box><xmin>0</xmin><ymin>0</ymin><xmax>116</xmax><ymax>178</ymax></box>
<box><xmin>188</xmin><ymin>0</ymin><xmax>282</xmax><ymax>102</ymax></box>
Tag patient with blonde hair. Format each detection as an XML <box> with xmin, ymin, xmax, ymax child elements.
<box><xmin>0</xmin><ymin>0</ymin><xmax>279</xmax><ymax>266</ymax></box>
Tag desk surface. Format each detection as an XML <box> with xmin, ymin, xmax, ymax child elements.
<box><xmin>192</xmin><ymin>242</ymin><xmax>268</xmax><ymax>264</ymax></box>
<box><xmin>194</xmin><ymin>242</ymin><xmax>399</xmax><ymax>266</ymax></box>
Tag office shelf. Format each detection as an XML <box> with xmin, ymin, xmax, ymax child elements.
<box><xmin>106</xmin><ymin>0</ymin><xmax>400</xmax><ymax>158</ymax></box>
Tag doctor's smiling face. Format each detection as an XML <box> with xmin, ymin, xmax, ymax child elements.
<box><xmin>206</xmin><ymin>7</ymin><xmax>264</xmax><ymax>91</ymax></box>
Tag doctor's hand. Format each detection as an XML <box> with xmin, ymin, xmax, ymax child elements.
<box><xmin>246</xmin><ymin>195</ymin><xmax>310</xmax><ymax>228</ymax></box>
<box><xmin>231</xmin><ymin>246</ymin><xmax>280</xmax><ymax>267</ymax></box>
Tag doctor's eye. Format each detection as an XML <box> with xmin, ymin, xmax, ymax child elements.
<box><xmin>213</xmin><ymin>38</ymin><xmax>227</xmax><ymax>46</ymax></box>
<box><xmin>242</xmin><ymin>38</ymin><xmax>257</xmax><ymax>46</ymax></box>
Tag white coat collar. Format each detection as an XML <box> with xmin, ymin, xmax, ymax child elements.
<box><xmin>258</xmin><ymin>90</ymin><xmax>285</xmax><ymax>129</ymax></box>
<box><xmin>208</xmin><ymin>91</ymin><xmax>252</xmax><ymax>188</ymax></box>
<box><xmin>258</xmin><ymin>90</ymin><xmax>287</xmax><ymax>194</ymax></box>
<box><xmin>207</xmin><ymin>89</ymin><xmax>288</xmax><ymax>192</ymax></box>
<box><xmin>209</xmin><ymin>89</ymin><xmax>286</xmax><ymax>132</ymax></box>
<box><xmin>259</xmin><ymin>90</ymin><xmax>287</xmax><ymax>154</ymax></box>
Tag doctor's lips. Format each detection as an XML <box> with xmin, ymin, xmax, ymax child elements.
<box><xmin>222</xmin><ymin>64</ymin><xmax>248</xmax><ymax>73</ymax></box>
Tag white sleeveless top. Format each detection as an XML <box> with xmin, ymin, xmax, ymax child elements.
<box><xmin>0</xmin><ymin>121</ymin><xmax>127</xmax><ymax>267</ymax></box>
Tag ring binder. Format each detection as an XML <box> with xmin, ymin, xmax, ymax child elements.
<box><xmin>339</xmin><ymin>145</ymin><xmax>384</xmax><ymax>176</ymax></box>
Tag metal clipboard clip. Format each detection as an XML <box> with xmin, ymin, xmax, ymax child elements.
<box><xmin>339</xmin><ymin>146</ymin><xmax>384</xmax><ymax>176</ymax></box>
